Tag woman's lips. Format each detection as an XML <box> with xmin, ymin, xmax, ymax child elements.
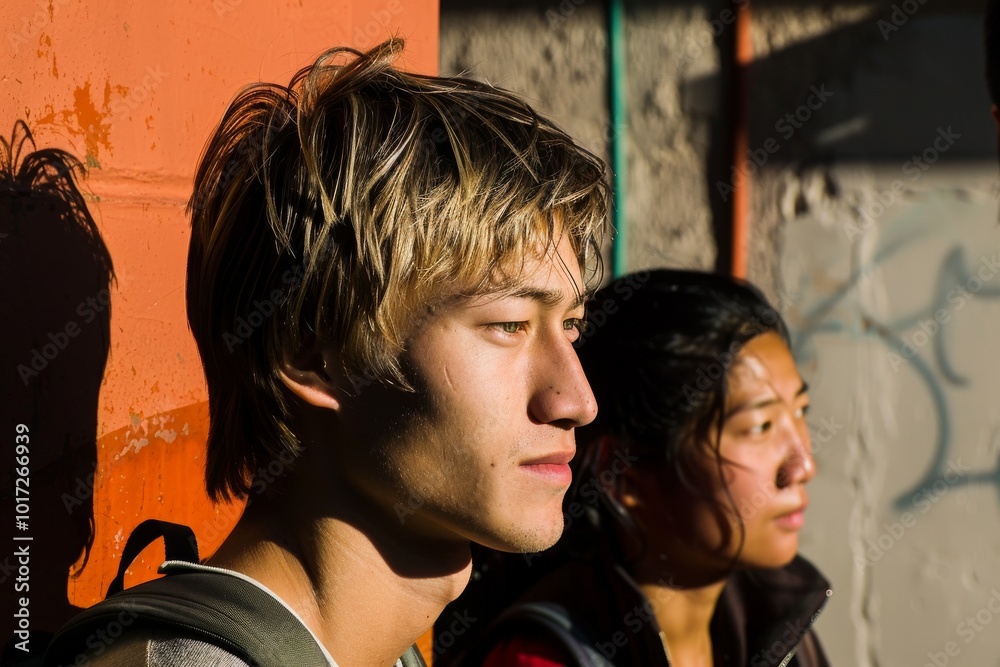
<box><xmin>775</xmin><ymin>504</ymin><xmax>807</xmax><ymax>530</ymax></box>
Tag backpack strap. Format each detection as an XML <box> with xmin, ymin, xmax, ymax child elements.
<box><xmin>44</xmin><ymin>566</ymin><xmax>331</xmax><ymax>667</ymax></box>
<box><xmin>105</xmin><ymin>519</ymin><xmax>198</xmax><ymax>596</ymax></box>
<box><xmin>44</xmin><ymin>519</ymin><xmax>427</xmax><ymax>667</ymax></box>
<box><xmin>400</xmin><ymin>645</ymin><xmax>429</xmax><ymax>667</ymax></box>
<box><xmin>467</xmin><ymin>601</ymin><xmax>614</xmax><ymax>667</ymax></box>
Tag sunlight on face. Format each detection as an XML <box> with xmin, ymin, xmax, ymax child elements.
<box><xmin>351</xmin><ymin>231</ymin><xmax>598</xmax><ymax>553</ymax></box>
<box><xmin>610</xmin><ymin>332</ymin><xmax>815</xmax><ymax>583</ymax></box>
<box><xmin>713</xmin><ymin>332</ymin><xmax>815</xmax><ymax>568</ymax></box>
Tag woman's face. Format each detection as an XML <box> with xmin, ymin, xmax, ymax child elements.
<box><xmin>621</xmin><ymin>331</ymin><xmax>815</xmax><ymax>577</ymax></box>
<box><xmin>712</xmin><ymin>331</ymin><xmax>814</xmax><ymax>569</ymax></box>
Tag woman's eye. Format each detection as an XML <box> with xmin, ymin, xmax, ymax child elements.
<box><xmin>795</xmin><ymin>404</ymin><xmax>811</xmax><ymax>419</ymax></box>
<box><xmin>748</xmin><ymin>421</ymin><xmax>772</xmax><ymax>436</ymax></box>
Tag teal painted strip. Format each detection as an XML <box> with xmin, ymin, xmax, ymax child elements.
<box><xmin>609</xmin><ymin>0</ymin><xmax>627</xmax><ymax>277</ymax></box>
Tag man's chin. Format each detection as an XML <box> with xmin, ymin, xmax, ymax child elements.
<box><xmin>473</xmin><ymin>516</ymin><xmax>565</xmax><ymax>554</ymax></box>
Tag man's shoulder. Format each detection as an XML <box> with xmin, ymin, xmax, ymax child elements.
<box><xmin>85</xmin><ymin>627</ymin><xmax>250</xmax><ymax>667</ymax></box>
<box><xmin>51</xmin><ymin>560</ymin><xmax>338</xmax><ymax>667</ymax></box>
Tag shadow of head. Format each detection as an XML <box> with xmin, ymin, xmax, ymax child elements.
<box><xmin>1</xmin><ymin>120</ymin><xmax>115</xmax><ymax>641</ymax></box>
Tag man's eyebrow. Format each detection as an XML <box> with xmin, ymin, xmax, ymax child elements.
<box><xmin>497</xmin><ymin>286</ymin><xmax>591</xmax><ymax>310</ymax></box>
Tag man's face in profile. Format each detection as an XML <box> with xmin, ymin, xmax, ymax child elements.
<box><xmin>343</xmin><ymin>231</ymin><xmax>598</xmax><ymax>553</ymax></box>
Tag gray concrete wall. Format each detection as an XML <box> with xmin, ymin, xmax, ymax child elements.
<box><xmin>442</xmin><ymin>0</ymin><xmax>722</xmax><ymax>272</ymax></box>
<box><xmin>441</xmin><ymin>2</ymin><xmax>1000</xmax><ymax>665</ymax></box>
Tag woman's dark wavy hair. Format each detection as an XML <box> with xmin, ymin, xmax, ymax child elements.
<box><xmin>567</xmin><ymin>268</ymin><xmax>791</xmax><ymax>563</ymax></box>
<box><xmin>986</xmin><ymin>0</ymin><xmax>1000</xmax><ymax>106</ymax></box>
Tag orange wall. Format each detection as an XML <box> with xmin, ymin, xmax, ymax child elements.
<box><xmin>3</xmin><ymin>0</ymin><xmax>437</xmax><ymax>644</ymax></box>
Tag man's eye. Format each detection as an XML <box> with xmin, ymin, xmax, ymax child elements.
<box><xmin>748</xmin><ymin>421</ymin><xmax>772</xmax><ymax>436</ymax></box>
<box><xmin>492</xmin><ymin>322</ymin><xmax>525</xmax><ymax>335</ymax></box>
<box><xmin>564</xmin><ymin>318</ymin><xmax>585</xmax><ymax>332</ymax></box>
<box><xmin>795</xmin><ymin>404</ymin><xmax>811</xmax><ymax>419</ymax></box>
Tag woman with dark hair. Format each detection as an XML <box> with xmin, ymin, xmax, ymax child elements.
<box><xmin>467</xmin><ymin>269</ymin><xmax>832</xmax><ymax>667</ymax></box>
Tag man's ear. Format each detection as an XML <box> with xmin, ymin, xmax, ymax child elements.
<box><xmin>277</xmin><ymin>343</ymin><xmax>347</xmax><ymax>412</ymax></box>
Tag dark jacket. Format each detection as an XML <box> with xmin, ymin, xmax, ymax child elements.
<box><xmin>478</xmin><ymin>555</ymin><xmax>831</xmax><ymax>667</ymax></box>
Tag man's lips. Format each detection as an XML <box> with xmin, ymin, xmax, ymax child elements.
<box><xmin>520</xmin><ymin>449</ymin><xmax>575</xmax><ymax>466</ymax></box>
<box><xmin>520</xmin><ymin>449</ymin><xmax>575</xmax><ymax>485</ymax></box>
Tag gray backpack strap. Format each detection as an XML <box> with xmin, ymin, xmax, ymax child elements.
<box><xmin>473</xmin><ymin>601</ymin><xmax>614</xmax><ymax>667</ymax></box>
<box><xmin>44</xmin><ymin>518</ymin><xmax>427</xmax><ymax>667</ymax></box>
<box><xmin>400</xmin><ymin>644</ymin><xmax>429</xmax><ymax>667</ymax></box>
<box><xmin>44</xmin><ymin>568</ymin><xmax>331</xmax><ymax>667</ymax></box>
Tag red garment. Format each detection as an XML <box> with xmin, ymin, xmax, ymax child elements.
<box><xmin>481</xmin><ymin>635</ymin><xmax>572</xmax><ymax>667</ymax></box>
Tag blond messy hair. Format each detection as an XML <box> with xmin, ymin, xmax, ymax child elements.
<box><xmin>187</xmin><ymin>39</ymin><xmax>609</xmax><ymax>501</ymax></box>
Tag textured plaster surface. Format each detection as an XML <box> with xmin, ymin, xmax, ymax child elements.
<box><xmin>442</xmin><ymin>3</ymin><xmax>1000</xmax><ymax>665</ymax></box>
<box><xmin>442</xmin><ymin>0</ymin><xmax>722</xmax><ymax>273</ymax></box>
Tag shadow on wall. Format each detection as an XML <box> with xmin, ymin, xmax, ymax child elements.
<box><xmin>683</xmin><ymin>9</ymin><xmax>995</xmax><ymax>172</ymax></box>
<box><xmin>686</xmin><ymin>7</ymin><xmax>999</xmax><ymax>485</ymax></box>
<box><xmin>0</xmin><ymin>121</ymin><xmax>115</xmax><ymax>662</ymax></box>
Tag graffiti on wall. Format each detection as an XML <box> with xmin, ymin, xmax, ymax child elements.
<box><xmin>782</xmin><ymin>191</ymin><xmax>1000</xmax><ymax>513</ymax></box>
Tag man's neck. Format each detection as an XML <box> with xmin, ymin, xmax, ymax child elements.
<box><xmin>207</xmin><ymin>491</ymin><xmax>472</xmax><ymax>667</ymax></box>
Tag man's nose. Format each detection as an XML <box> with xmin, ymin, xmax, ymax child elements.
<box><xmin>528</xmin><ymin>334</ymin><xmax>598</xmax><ymax>428</ymax></box>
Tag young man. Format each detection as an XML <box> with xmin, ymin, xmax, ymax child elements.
<box><xmin>73</xmin><ymin>38</ymin><xmax>608</xmax><ymax>666</ymax></box>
